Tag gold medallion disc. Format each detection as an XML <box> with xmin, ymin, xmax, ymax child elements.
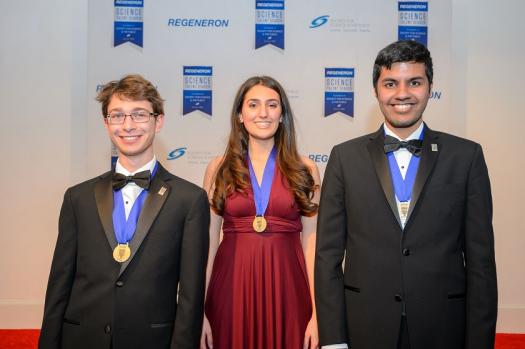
<box><xmin>113</xmin><ymin>243</ymin><xmax>131</xmax><ymax>263</ymax></box>
<box><xmin>253</xmin><ymin>216</ymin><xmax>267</xmax><ymax>233</ymax></box>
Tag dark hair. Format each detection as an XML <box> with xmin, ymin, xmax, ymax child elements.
<box><xmin>96</xmin><ymin>74</ymin><xmax>165</xmax><ymax>117</ymax></box>
<box><xmin>373</xmin><ymin>40</ymin><xmax>433</xmax><ymax>91</ymax></box>
<box><xmin>211</xmin><ymin>76</ymin><xmax>318</xmax><ymax>216</ymax></box>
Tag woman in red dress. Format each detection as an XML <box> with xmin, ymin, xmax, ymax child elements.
<box><xmin>200</xmin><ymin>76</ymin><xmax>320</xmax><ymax>349</ymax></box>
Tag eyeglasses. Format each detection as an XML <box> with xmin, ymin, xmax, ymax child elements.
<box><xmin>105</xmin><ymin>110</ymin><xmax>159</xmax><ymax>124</ymax></box>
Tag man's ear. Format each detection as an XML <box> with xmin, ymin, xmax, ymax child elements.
<box><xmin>155</xmin><ymin>114</ymin><xmax>165</xmax><ymax>133</ymax></box>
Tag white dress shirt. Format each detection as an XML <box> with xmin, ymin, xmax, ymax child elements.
<box><xmin>320</xmin><ymin>123</ymin><xmax>424</xmax><ymax>349</ymax></box>
<box><xmin>384</xmin><ymin>122</ymin><xmax>424</xmax><ymax>228</ymax></box>
<box><xmin>114</xmin><ymin>156</ymin><xmax>157</xmax><ymax>219</ymax></box>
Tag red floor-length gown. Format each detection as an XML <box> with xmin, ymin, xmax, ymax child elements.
<box><xmin>205</xmin><ymin>166</ymin><xmax>312</xmax><ymax>349</ymax></box>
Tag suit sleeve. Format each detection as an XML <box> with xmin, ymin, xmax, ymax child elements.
<box><xmin>464</xmin><ymin>145</ymin><xmax>498</xmax><ymax>349</ymax></box>
<box><xmin>171</xmin><ymin>189</ymin><xmax>210</xmax><ymax>349</ymax></box>
<box><xmin>39</xmin><ymin>189</ymin><xmax>78</xmax><ymax>349</ymax></box>
<box><xmin>315</xmin><ymin>146</ymin><xmax>349</xmax><ymax>346</ymax></box>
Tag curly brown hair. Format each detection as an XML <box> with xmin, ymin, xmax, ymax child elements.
<box><xmin>212</xmin><ymin>76</ymin><xmax>318</xmax><ymax>217</ymax></box>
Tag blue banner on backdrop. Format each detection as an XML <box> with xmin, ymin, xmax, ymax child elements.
<box><xmin>255</xmin><ymin>0</ymin><xmax>285</xmax><ymax>50</ymax></box>
<box><xmin>183</xmin><ymin>66</ymin><xmax>213</xmax><ymax>116</ymax></box>
<box><xmin>398</xmin><ymin>1</ymin><xmax>428</xmax><ymax>46</ymax></box>
<box><xmin>114</xmin><ymin>0</ymin><xmax>144</xmax><ymax>47</ymax></box>
<box><xmin>324</xmin><ymin>68</ymin><xmax>354</xmax><ymax>117</ymax></box>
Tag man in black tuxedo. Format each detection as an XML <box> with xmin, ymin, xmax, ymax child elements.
<box><xmin>315</xmin><ymin>40</ymin><xmax>497</xmax><ymax>349</ymax></box>
<box><xmin>39</xmin><ymin>74</ymin><xmax>209</xmax><ymax>349</ymax></box>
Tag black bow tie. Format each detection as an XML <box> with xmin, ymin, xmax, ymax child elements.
<box><xmin>112</xmin><ymin>170</ymin><xmax>151</xmax><ymax>191</ymax></box>
<box><xmin>384</xmin><ymin>135</ymin><xmax>423</xmax><ymax>156</ymax></box>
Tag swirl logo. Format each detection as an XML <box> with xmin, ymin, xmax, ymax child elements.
<box><xmin>167</xmin><ymin>147</ymin><xmax>187</xmax><ymax>160</ymax></box>
<box><xmin>309</xmin><ymin>15</ymin><xmax>330</xmax><ymax>28</ymax></box>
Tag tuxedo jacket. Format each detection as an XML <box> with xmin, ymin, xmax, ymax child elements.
<box><xmin>315</xmin><ymin>125</ymin><xmax>497</xmax><ymax>349</ymax></box>
<box><xmin>39</xmin><ymin>164</ymin><xmax>210</xmax><ymax>349</ymax></box>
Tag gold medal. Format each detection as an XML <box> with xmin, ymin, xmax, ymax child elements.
<box><xmin>252</xmin><ymin>216</ymin><xmax>267</xmax><ymax>233</ymax></box>
<box><xmin>113</xmin><ymin>243</ymin><xmax>131</xmax><ymax>263</ymax></box>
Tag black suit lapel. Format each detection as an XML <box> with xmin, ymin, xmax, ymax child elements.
<box><xmin>94</xmin><ymin>173</ymin><xmax>117</xmax><ymax>250</ymax></box>
<box><xmin>367</xmin><ymin>127</ymin><xmax>402</xmax><ymax>227</ymax></box>
<box><xmin>405</xmin><ymin>126</ymin><xmax>440</xmax><ymax>224</ymax></box>
<box><xmin>119</xmin><ymin>164</ymin><xmax>171</xmax><ymax>276</ymax></box>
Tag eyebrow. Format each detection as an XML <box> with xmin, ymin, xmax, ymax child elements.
<box><xmin>108</xmin><ymin>107</ymin><xmax>150</xmax><ymax>112</ymax></box>
<box><xmin>381</xmin><ymin>76</ymin><xmax>425</xmax><ymax>82</ymax></box>
<box><xmin>246</xmin><ymin>98</ymin><xmax>280</xmax><ymax>103</ymax></box>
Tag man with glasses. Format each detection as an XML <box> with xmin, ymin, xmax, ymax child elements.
<box><xmin>39</xmin><ymin>74</ymin><xmax>210</xmax><ymax>349</ymax></box>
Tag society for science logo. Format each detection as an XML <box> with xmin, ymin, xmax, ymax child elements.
<box><xmin>167</xmin><ymin>147</ymin><xmax>214</xmax><ymax>165</ymax></box>
<box><xmin>309</xmin><ymin>15</ymin><xmax>329</xmax><ymax>28</ymax></box>
<box><xmin>308</xmin><ymin>15</ymin><xmax>370</xmax><ymax>33</ymax></box>
<box><xmin>167</xmin><ymin>147</ymin><xmax>187</xmax><ymax>160</ymax></box>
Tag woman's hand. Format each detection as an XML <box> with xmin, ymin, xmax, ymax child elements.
<box><xmin>303</xmin><ymin>317</ymin><xmax>319</xmax><ymax>349</ymax></box>
<box><xmin>200</xmin><ymin>315</ymin><xmax>213</xmax><ymax>349</ymax></box>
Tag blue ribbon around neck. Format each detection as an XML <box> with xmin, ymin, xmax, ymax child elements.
<box><xmin>248</xmin><ymin>146</ymin><xmax>277</xmax><ymax>216</ymax></box>
<box><xmin>112</xmin><ymin>162</ymin><xmax>158</xmax><ymax>244</ymax></box>
<box><xmin>386</xmin><ymin>131</ymin><xmax>423</xmax><ymax>203</ymax></box>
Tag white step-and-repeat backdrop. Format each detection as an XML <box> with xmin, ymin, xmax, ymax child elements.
<box><xmin>87</xmin><ymin>0</ymin><xmax>452</xmax><ymax>185</ymax></box>
<box><xmin>2</xmin><ymin>0</ymin><xmax>525</xmax><ymax>332</ymax></box>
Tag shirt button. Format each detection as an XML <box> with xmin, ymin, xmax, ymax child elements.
<box><xmin>116</xmin><ymin>280</ymin><xmax>124</xmax><ymax>287</ymax></box>
<box><xmin>402</xmin><ymin>248</ymin><xmax>411</xmax><ymax>256</ymax></box>
<box><xmin>104</xmin><ymin>324</ymin><xmax>111</xmax><ymax>333</ymax></box>
<box><xmin>394</xmin><ymin>294</ymin><xmax>403</xmax><ymax>302</ymax></box>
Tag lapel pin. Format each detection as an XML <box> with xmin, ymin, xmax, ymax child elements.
<box><xmin>431</xmin><ymin>144</ymin><xmax>438</xmax><ymax>152</ymax></box>
<box><xmin>158</xmin><ymin>187</ymin><xmax>167</xmax><ymax>196</ymax></box>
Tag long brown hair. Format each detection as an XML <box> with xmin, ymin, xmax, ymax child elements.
<box><xmin>212</xmin><ymin>76</ymin><xmax>318</xmax><ymax>216</ymax></box>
